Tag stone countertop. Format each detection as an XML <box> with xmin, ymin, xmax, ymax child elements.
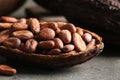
<box><xmin>0</xmin><ymin>0</ymin><xmax>119</xmax><ymax>80</ymax></box>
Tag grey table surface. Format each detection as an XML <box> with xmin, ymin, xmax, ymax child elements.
<box><xmin>0</xmin><ymin>0</ymin><xmax>120</xmax><ymax>80</ymax></box>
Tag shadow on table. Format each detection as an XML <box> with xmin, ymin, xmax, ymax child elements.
<box><xmin>8</xmin><ymin>63</ymin><xmax>81</xmax><ymax>75</ymax></box>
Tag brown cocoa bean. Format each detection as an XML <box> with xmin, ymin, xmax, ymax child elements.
<box><xmin>25</xmin><ymin>39</ymin><xmax>38</xmax><ymax>53</ymax></box>
<box><xmin>28</xmin><ymin>18</ymin><xmax>40</xmax><ymax>33</ymax></box>
<box><xmin>40</xmin><ymin>22</ymin><xmax>60</xmax><ymax>34</ymax></box>
<box><xmin>58</xmin><ymin>30</ymin><xmax>71</xmax><ymax>44</ymax></box>
<box><xmin>72</xmin><ymin>33</ymin><xmax>86</xmax><ymax>52</ymax></box>
<box><xmin>57</xmin><ymin>22</ymin><xmax>66</xmax><ymax>28</ymax></box>
<box><xmin>12</xmin><ymin>30</ymin><xmax>34</xmax><ymax>40</ymax></box>
<box><xmin>19</xmin><ymin>43</ymin><xmax>25</xmax><ymax>51</ymax></box>
<box><xmin>60</xmin><ymin>23</ymin><xmax>76</xmax><ymax>34</ymax></box>
<box><xmin>62</xmin><ymin>44</ymin><xmax>74</xmax><ymax>52</ymax></box>
<box><xmin>0</xmin><ymin>16</ymin><xmax>18</xmax><ymax>23</ymax></box>
<box><xmin>3</xmin><ymin>37</ymin><xmax>21</xmax><ymax>48</ymax></box>
<box><xmin>76</xmin><ymin>27</ymin><xmax>84</xmax><ymax>36</ymax></box>
<box><xmin>0</xmin><ymin>23</ymin><xmax>12</xmax><ymax>29</ymax></box>
<box><xmin>0</xmin><ymin>65</ymin><xmax>17</xmax><ymax>75</ymax></box>
<box><xmin>19</xmin><ymin>18</ymin><xmax>27</xmax><ymax>24</ymax></box>
<box><xmin>12</xmin><ymin>23</ymin><xmax>28</xmax><ymax>30</ymax></box>
<box><xmin>82</xmin><ymin>33</ymin><xmax>92</xmax><ymax>43</ymax></box>
<box><xmin>86</xmin><ymin>39</ymin><xmax>96</xmax><ymax>50</ymax></box>
<box><xmin>54</xmin><ymin>38</ymin><xmax>63</xmax><ymax>49</ymax></box>
<box><xmin>0</xmin><ymin>30</ymin><xmax>11</xmax><ymax>43</ymax></box>
<box><xmin>38</xmin><ymin>28</ymin><xmax>55</xmax><ymax>40</ymax></box>
<box><xmin>39</xmin><ymin>40</ymin><xmax>55</xmax><ymax>49</ymax></box>
<box><xmin>48</xmin><ymin>48</ymin><xmax>61</xmax><ymax>55</ymax></box>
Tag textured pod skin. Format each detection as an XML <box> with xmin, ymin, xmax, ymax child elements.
<box><xmin>0</xmin><ymin>28</ymin><xmax>104</xmax><ymax>68</ymax></box>
<box><xmin>34</xmin><ymin>0</ymin><xmax>120</xmax><ymax>45</ymax></box>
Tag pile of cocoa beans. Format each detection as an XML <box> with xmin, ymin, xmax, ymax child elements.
<box><xmin>0</xmin><ymin>16</ymin><xmax>96</xmax><ymax>55</ymax></box>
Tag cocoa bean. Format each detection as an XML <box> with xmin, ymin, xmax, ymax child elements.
<box><xmin>12</xmin><ymin>23</ymin><xmax>28</xmax><ymax>30</ymax></box>
<box><xmin>38</xmin><ymin>28</ymin><xmax>55</xmax><ymax>40</ymax></box>
<box><xmin>54</xmin><ymin>38</ymin><xmax>63</xmax><ymax>49</ymax></box>
<box><xmin>0</xmin><ymin>23</ymin><xmax>12</xmax><ymax>29</ymax></box>
<box><xmin>82</xmin><ymin>33</ymin><xmax>92</xmax><ymax>43</ymax></box>
<box><xmin>0</xmin><ymin>16</ymin><xmax>18</xmax><ymax>23</ymax></box>
<box><xmin>48</xmin><ymin>48</ymin><xmax>61</xmax><ymax>55</ymax></box>
<box><xmin>62</xmin><ymin>44</ymin><xmax>74</xmax><ymax>52</ymax></box>
<box><xmin>38</xmin><ymin>40</ymin><xmax>55</xmax><ymax>49</ymax></box>
<box><xmin>0</xmin><ymin>65</ymin><xmax>16</xmax><ymax>75</ymax></box>
<box><xmin>28</xmin><ymin>18</ymin><xmax>40</xmax><ymax>34</ymax></box>
<box><xmin>58</xmin><ymin>30</ymin><xmax>71</xmax><ymax>44</ymax></box>
<box><xmin>60</xmin><ymin>23</ymin><xmax>76</xmax><ymax>34</ymax></box>
<box><xmin>25</xmin><ymin>39</ymin><xmax>38</xmax><ymax>53</ymax></box>
<box><xmin>12</xmin><ymin>30</ymin><xmax>34</xmax><ymax>40</ymax></box>
<box><xmin>72</xmin><ymin>33</ymin><xmax>86</xmax><ymax>52</ymax></box>
<box><xmin>0</xmin><ymin>30</ymin><xmax>11</xmax><ymax>43</ymax></box>
<box><xmin>3</xmin><ymin>37</ymin><xmax>21</xmax><ymax>48</ymax></box>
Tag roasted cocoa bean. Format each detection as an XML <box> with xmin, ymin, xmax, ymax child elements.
<box><xmin>40</xmin><ymin>22</ymin><xmax>60</xmax><ymax>34</ymax></box>
<box><xmin>58</xmin><ymin>30</ymin><xmax>71</xmax><ymax>44</ymax></box>
<box><xmin>38</xmin><ymin>40</ymin><xmax>55</xmax><ymax>49</ymax></box>
<box><xmin>38</xmin><ymin>28</ymin><xmax>55</xmax><ymax>40</ymax></box>
<box><xmin>82</xmin><ymin>33</ymin><xmax>92</xmax><ymax>43</ymax></box>
<box><xmin>76</xmin><ymin>27</ymin><xmax>84</xmax><ymax>36</ymax></box>
<box><xmin>0</xmin><ymin>16</ymin><xmax>18</xmax><ymax>23</ymax></box>
<box><xmin>3</xmin><ymin>37</ymin><xmax>21</xmax><ymax>48</ymax></box>
<box><xmin>25</xmin><ymin>39</ymin><xmax>38</xmax><ymax>53</ymax></box>
<box><xmin>54</xmin><ymin>38</ymin><xmax>63</xmax><ymax>49</ymax></box>
<box><xmin>0</xmin><ymin>30</ymin><xmax>11</xmax><ymax>43</ymax></box>
<box><xmin>0</xmin><ymin>65</ymin><xmax>17</xmax><ymax>75</ymax></box>
<box><xmin>48</xmin><ymin>48</ymin><xmax>61</xmax><ymax>55</ymax></box>
<box><xmin>19</xmin><ymin>18</ymin><xmax>27</xmax><ymax>24</ymax></box>
<box><xmin>28</xmin><ymin>18</ymin><xmax>40</xmax><ymax>34</ymax></box>
<box><xmin>57</xmin><ymin>22</ymin><xmax>66</xmax><ymax>28</ymax></box>
<box><xmin>62</xmin><ymin>44</ymin><xmax>74</xmax><ymax>52</ymax></box>
<box><xmin>72</xmin><ymin>33</ymin><xmax>86</xmax><ymax>52</ymax></box>
<box><xmin>0</xmin><ymin>23</ymin><xmax>12</xmax><ymax>29</ymax></box>
<box><xmin>12</xmin><ymin>30</ymin><xmax>34</xmax><ymax>40</ymax></box>
<box><xmin>86</xmin><ymin>39</ymin><xmax>96</xmax><ymax>50</ymax></box>
<box><xmin>12</xmin><ymin>23</ymin><xmax>28</xmax><ymax>30</ymax></box>
<box><xmin>60</xmin><ymin>23</ymin><xmax>76</xmax><ymax>34</ymax></box>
